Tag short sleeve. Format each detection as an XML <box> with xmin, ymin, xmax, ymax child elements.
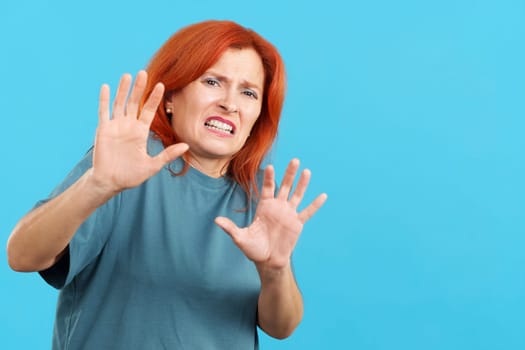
<box><xmin>38</xmin><ymin>147</ymin><xmax>121</xmax><ymax>289</ymax></box>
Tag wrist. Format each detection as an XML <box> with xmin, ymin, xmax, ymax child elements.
<box><xmin>83</xmin><ymin>169</ymin><xmax>120</xmax><ymax>204</ymax></box>
<box><xmin>256</xmin><ymin>261</ymin><xmax>292</xmax><ymax>284</ymax></box>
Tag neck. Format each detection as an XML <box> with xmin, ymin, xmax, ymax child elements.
<box><xmin>185</xmin><ymin>153</ymin><xmax>230</xmax><ymax>178</ymax></box>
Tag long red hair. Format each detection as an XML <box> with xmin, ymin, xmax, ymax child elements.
<box><xmin>142</xmin><ymin>20</ymin><xmax>286</xmax><ymax>198</ymax></box>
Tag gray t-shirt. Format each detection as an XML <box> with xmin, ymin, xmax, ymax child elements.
<box><xmin>39</xmin><ymin>136</ymin><xmax>261</xmax><ymax>349</ymax></box>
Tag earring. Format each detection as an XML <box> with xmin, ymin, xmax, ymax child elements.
<box><xmin>166</xmin><ymin>107</ymin><xmax>172</xmax><ymax>115</ymax></box>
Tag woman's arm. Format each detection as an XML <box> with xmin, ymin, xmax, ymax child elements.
<box><xmin>7</xmin><ymin>71</ymin><xmax>188</xmax><ymax>272</ymax></box>
<box><xmin>256</xmin><ymin>263</ymin><xmax>303</xmax><ymax>338</ymax></box>
<box><xmin>7</xmin><ymin>170</ymin><xmax>114</xmax><ymax>272</ymax></box>
<box><xmin>215</xmin><ymin>159</ymin><xmax>327</xmax><ymax>338</ymax></box>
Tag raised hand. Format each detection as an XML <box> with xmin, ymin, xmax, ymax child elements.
<box><xmin>215</xmin><ymin>159</ymin><xmax>327</xmax><ymax>271</ymax></box>
<box><xmin>92</xmin><ymin>71</ymin><xmax>188</xmax><ymax>194</ymax></box>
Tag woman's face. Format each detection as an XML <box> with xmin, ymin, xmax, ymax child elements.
<box><xmin>167</xmin><ymin>47</ymin><xmax>264</xmax><ymax>165</ymax></box>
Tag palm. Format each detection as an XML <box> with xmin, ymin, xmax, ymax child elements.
<box><xmin>92</xmin><ymin>71</ymin><xmax>188</xmax><ymax>193</ymax></box>
<box><xmin>215</xmin><ymin>160</ymin><xmax>327</xmax><ymax>270</ymax></box>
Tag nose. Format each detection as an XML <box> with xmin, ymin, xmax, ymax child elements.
<box><xmin>218</xmin><ymin>91</ymin><xmax>238</xmax><ymax>114</ymax></box>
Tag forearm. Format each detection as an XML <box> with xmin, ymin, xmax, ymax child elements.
<box><xmin>256</xmin><ymin>262</ymin><xmax>304</xmax><ymax>339</ymax></box>
<box><xmin>7</xmin><ymin>169</ymin><xmax>115</xmax><ymax>272</ymax></box>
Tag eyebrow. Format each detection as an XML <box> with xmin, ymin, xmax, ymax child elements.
<box><xmin>205</xmin><ymin>70</ymin><xmax>263</xmax><ymax>92</ymax></box>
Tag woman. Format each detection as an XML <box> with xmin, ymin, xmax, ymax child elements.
<box><xmin>7</xmin><ymin>20</ymin><xmax>326</xmax><ymax>349</ymax></box>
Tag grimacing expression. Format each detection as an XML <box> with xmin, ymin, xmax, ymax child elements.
<box><xmin>167</xmin><ymin>48</ymin><xmax>265</xmax><ymax>163</ymax></box>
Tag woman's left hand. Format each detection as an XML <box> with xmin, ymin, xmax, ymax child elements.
<box><xmin>215</xmin><ymin>159</ymin><xmax>327</xmax><ymax>271</ymax></box>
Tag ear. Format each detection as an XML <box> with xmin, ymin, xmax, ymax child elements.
<box><xmin>164</xmin><ymin>90</ymin><xmax>174</xmax><ymax>112</ymax></box>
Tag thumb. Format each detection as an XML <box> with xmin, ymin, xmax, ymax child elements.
<box><xmin>152</xmin><ymin>142</ymin><xmax>189</xmax><ymax>170</ymax></box>
<box><xmin>215</xmin><ymin>216</ymin><xmax>241</xmax><ymax>240</ymax></box>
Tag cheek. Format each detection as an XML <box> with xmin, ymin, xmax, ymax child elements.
<box><xmin>243</xmin><ymin>114</ymin><xmax>260</xmax><ymax>136</ymax></box>
<box><xmin>245</xmin><ymin>104</ymin><xmax>262</xmax><ymax>126</ymax></box>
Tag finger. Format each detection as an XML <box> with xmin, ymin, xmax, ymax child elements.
<box><xmin>289</xmin><ymin>169</ymin><xmax>311</xmax><ymax>208</ymax></box>
<box><xmin>150</xmin><ymin>142</ymin><xmax>189</xmax><ymax>172</ymax></box>
<box><xmin>126</xmin><ymin>70</ymin><xmax>147</xmax><ymax>118</ymax></box>
<box><xmin>112</xmin><ymin>73</ymin><xmax>132</xmax><ymax>118</ymax></box>
<box><xmin>260</xmin><ymin>165</ymin><xmax>275</xmax><ymax>199</ymax></box>
<box><xmin>98</xmin><ymin>84</ymin><xmax>110</xmax><ymax>125</ymax></box>
<box><xmin>277</xmin><ymin>158</ymin><xmax>300</xmax><ymax>200</ymax></box>
<box><xmin>139</xmin><ymin>82</ymin><xmax>165</xmax><ymax>126</ymax></box>
<box><xmin>214</xmin><ymin>216</ymin><xmax>242</xmax><ymax>242</ymax></box>
<box><xmin>298</xmin><ymin>193</ymin><xmax>328</xmax><ymax>223</ymax></box>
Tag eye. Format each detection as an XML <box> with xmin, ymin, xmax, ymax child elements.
<box><xmin>204</xmin><ymin>78</ymin><xmax>220</xmax><ymax>87</ymax></box>
<box><xmin>243</xmin><ymin>89</ymin><xmax>258</xmax><ymax>100</ymax></box>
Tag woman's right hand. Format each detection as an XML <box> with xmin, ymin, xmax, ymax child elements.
<box><xmin>91</xmin><ymin>71</ymin><xmax>188</xmax><ymax>195</ymax></box>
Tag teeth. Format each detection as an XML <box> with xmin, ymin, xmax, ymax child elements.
<box><xmin>205</xmin><ymin>119</ymin><xmax>233</xmax><ymax>134</ymax></box>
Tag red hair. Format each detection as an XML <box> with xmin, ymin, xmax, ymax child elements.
<box><xmin>142</xmin><ymin>20</ymin><xmax>285</xmax><ymax>198</ymax></box>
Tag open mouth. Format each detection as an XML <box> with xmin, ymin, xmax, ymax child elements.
<box><xmin>204</xmin><ymin>117</ymin><xmax>235</xmax><ymax>135</ymax></box>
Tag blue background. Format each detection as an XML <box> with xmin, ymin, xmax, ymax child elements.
<box><xmin>1</xmin><ymin>0</ymin><xmax>524</xmax><ymax>349</ymax></box>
